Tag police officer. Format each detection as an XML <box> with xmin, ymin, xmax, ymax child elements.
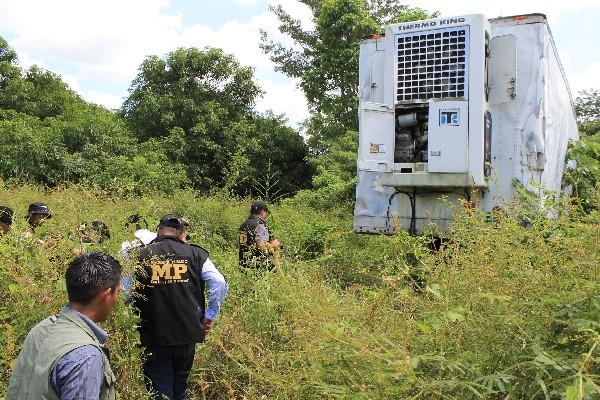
<box><xmin>133</xmin><ymin>214</ymin><xmax>228</xmax><ymax>400</ymax></box>
<box><xmin>23</xmin><ymin>202</ymin><xmax>58</xmax><ymax>247</ymax></box>
<box><xmin>0</xmin><ymin>205</ymin><xmax>14</xmax><ymax>234</ymax></box>
<box><xmin>239</xmin><ymin>200</ymin><xmax>281</xmax><ymax>269</ymax></box>
<box><xmin>26</xmin><ymin>202</ymin><xmax>52</xmax><ymax>231</ymax></box>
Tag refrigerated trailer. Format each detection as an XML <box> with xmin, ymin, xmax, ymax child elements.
<box><xmin>354</xmin><ymin>13</ymin><xmax>579</xmax><ymax>234</ymax></box>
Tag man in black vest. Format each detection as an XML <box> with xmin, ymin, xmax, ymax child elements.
<box><xmin>239</xmin><ymin>200</ymin><xmax>281</xmax><ymax>270</ymax></box>
<box><xmin>134</xmin><ymin>214</ymin><xmax>228</xmax><ymax>400</ymax></box>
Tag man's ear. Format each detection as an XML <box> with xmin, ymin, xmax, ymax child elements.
<box><xmin>99</xmin><ymin>287</ymin><xmax>112</xmax><ymax>302</ymax></box>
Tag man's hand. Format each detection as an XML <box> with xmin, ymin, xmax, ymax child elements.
<box><xmin>271</xmin><ymin>239</ymin><xmax>282</xmax><ymax>249</ymax></box>
<box><xmin>204</xmin><ymin>317</ymin><xmax>214</xmax><ymax>334</ymax></box>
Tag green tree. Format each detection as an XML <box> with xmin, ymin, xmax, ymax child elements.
<box><xmin>122</xmin><ymin>47</ymin><xmax>261</xmax><ymax>142</ymax></box>
<box><xmin>0</xmin><ymin>36</ymin><xmax>311</xmax><ymax>197</ymax></box>
<box><xmin>0</xmin><ymin>110</ymin><xmax>66</xmax><ymax>185</ymax></box>
<box><xmin>574</xmin><ymin>89</ymin><xmax>600</xmax><ymax>135</ymax></box>
<box><xmin>223</xmin><ymin>112</ymin><xmax>314</xmax><ymax>197</ymax></box>
<box><xmin>262</xmin><ymin>0</ymin><xmax>436</xmax><ymax>206</ymax></box>
<box><xmin>0</xmin><ymin>61</ymin><xmax>80</xmax><ymax>119</ymax></box>
<box><xmin>293</xmin><ymin>129</ymin><xmax>358</xmax><ymax>209</ymax></box>
<box><xmin>261</xmin><ymin>0</ymin><xmax>378</xmax><ymax>138</ymax></box>
<box><xmin>564</xmin><ymin>89</ymin><xmax>600</xmax><ymax>210</ymax></box>
<box><xmin>261</xmin><ymin>0</ymin><xmax>435</xmax><ymax>138</ymax></box>
<box><xmin>575</xmin><ymin>89</ymin><xmax>600</xmax><ymax>124</ymax></box>
<box><xmin>366</xmin><ymin>0</ymin><xmax>436</xmax><ymax>25</ymax></box>
<box><xmin>0</xmin><ymin>35</ymin><xmax>189</xmax><ymax>195</ymax></box>
<box><xmin>122</xmin><ymin>47</ymin><xmax>312</xmax><ymax>194</ymax></box>
<box><xmin>0</xmin><ymin>37</ymin><xmax>20</xmax><ymax>90</ymax></box>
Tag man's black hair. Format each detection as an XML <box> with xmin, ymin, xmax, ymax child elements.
<box><xmin>0</xmin><ymin>206</ymin><xmax>13</xmax><ymax>225</ymax></box>
<box><xmin>66</xmin><ymin>252</ymin><xmax>122</xmax><ymax>305</ymax></box>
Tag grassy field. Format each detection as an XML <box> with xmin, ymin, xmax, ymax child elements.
<box><xmin>0</xmin><ymin>184</ymin><xmax>598</xmax><ymax>399</ymax></box>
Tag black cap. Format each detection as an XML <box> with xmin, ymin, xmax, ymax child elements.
<box><xmin>26</xmin><ymin>202</ymin><xmax>52</xmax><ymax>218</ymax></box>
<box><xmin>250</xmin><ymin>200</ymin><xmax>269</xmax><ymax>214</ymax></box>
<box><xmin>158</xmin><ymin>214</ymin><xmax>190</xmax><ymax>231</ymax></box>
<box><xmin>0</xmin><ymin>206</ymin><xmax>14</xmax><ymax>225</ymax></box>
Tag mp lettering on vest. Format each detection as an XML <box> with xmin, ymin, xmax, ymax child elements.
<box><xmin>150</xmin><ymin>260</ymin><xmax>189</xmax><ymax>284</ymax></box>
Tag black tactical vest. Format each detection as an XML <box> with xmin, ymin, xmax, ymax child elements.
<box><xmin>134</xmin><ymin>235</ymin><xmax>208</xmax><ymax>346</ymax></box>
<box><xmin>239</xmin><ymin>215</ymin><xmax>270</xmax><ymax>268</ymax></box>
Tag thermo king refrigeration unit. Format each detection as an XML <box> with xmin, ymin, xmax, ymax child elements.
<box><xmin>354</xmin><ymin>13</ymin><xmax>579</xmax><ymax>234</ymax></box>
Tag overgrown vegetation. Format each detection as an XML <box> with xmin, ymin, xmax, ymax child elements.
<box><xmin>1</xmin><ymin>185</ymin><xmax>598</xmax><ymax>399</ymax></box>
<box><xmin>1</xmin><ymin>1</ymin><xmax>600</xmax><ymax>398</ymax></box>
<box><xmin>565</xmin><ymin>89</ymin><xmax>600</xmax><ymax>211</ymax></box>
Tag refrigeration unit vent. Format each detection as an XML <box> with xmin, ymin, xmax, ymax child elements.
<box><xmin>396</xmin><ymin>26</ymin><xmax>470</xmax><ymax>102</ymax></box>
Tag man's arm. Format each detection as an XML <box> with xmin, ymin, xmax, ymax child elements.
<box><xmin>201</xmin><ymin>258</ymin><xmax>228</xmax><ymax>332</ymax></box>
<box><xmin>255</xmin><ymin>225</ymin><xmax>281</xmax><ymax>251</ymax></box>
<box><xmin>50</xmin><ymin>345</ymin><xmax>104</xmax><ymax>399</ymax></box>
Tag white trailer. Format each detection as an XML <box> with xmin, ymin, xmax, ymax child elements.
<box><xmin>354</xmin><ymin>13</ymin><xmax>579</xmax><ymax>234</ymax></box>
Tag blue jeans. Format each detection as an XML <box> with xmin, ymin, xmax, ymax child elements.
<box><xmin>142</xmin><ymin>344</ymin><xmax>196</xmax><ymax>400</ymax></box>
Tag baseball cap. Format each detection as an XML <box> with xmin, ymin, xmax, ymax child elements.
<box><xmin>158</xmin><ymin>214</ymin><xmax>190</xmax><ymax>230</ymax></box>
<box><xmin>250</xmin><ymin>200</ymin><xmax>269</xmax><ymax>214</ymax></box>
<box><xmin>0</xmin><ymin>206</ymin><xmax>14</xmax><ymax>225</ymax></box>
<box><xmin>26</xmin><ymin>202</ymin><xmax>52</xmax><ymax>218</ymax></box>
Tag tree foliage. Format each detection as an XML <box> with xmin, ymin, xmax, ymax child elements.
<box><xmin>122</xmin><ymin>47</ymin><xmax>261</xmax><ymax>141</ymax></box>
<box><xmin>262</xmin><ymin>0</ymin><xmax>374</xmax><ymax>137</ymax></box>
<box><xmin>575</xmin><ymin>89</ymin><xmax>600</xmax><ymax>127</ymax></box>
<box><xmin>565</xmin><ymin>90</ymin><xmax>600</xmax><ymax>211</ymax></box>
<box><xmin>262</xmin><ymin>0</ymin><xmax>435</xmax><ymax>136</ymax></box>
<box><xmin>566</xmin><ymin>134</ymin><xmax>600</xmax><ymax>211</ymax></box>
<box><xmin>0</xmin><ymin>37</ymin><xmax>189</xmax><ymax>195</ymax></box>
<box><xmin>0</xmin><ymin>38</ymin><xmax>313</xmax><ymax>197</ymax></box>
<box><xmin>261</xmin><ymin>0</ymin><xmax>437</xmax><ymax>206</ymax></box>
<box><xmin>574</xmin><ymin>89</ymin><xmax>600</xmax><ymax>145</ymax></box>
<box><xmin>122</xmin><ymin>47</ymin><xmax>312</xmax><ymax>195</ymax></box>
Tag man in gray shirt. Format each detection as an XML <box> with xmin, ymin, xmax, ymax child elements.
<box><xmin>238</xmin><ymin>200</ymin><xmax>282</xmax><ymax>270</ymax></box>
<box><xmin>8</xmin><ymin>252</ymin><xmax>121</xmax><ymax>400</ymax></box>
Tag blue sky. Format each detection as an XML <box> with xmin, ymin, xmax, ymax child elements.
<box><xmin>0</xmin><ymin>0</ymin><xmax>598</xmax><ymax>127</ymax></box>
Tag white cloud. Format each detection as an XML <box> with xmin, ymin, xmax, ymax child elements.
<box><xmin>59</xmin><ymin>72</ymin><xmax>83</xmax><ymax>94</ymax></box>
<box><xmin>269</xmin><ymin>0</ymin><xmax>314</xmax><ymax>30</ymax></box>
<box><xmin>0</xmin><ymin>0</ymin><xmax>182</xmax><ymax>88</ymax></box>
<box><xmin>1</xmin><ymin>0</ymin><xmax>597</xmax><ymax>127</ymax></box>
<box><xmin>0</xmin><ymin>0</ymin><xmax>315</xmax><ymax>125</ymax></box>
<box><xmin>256</xmin><ymin>78</ymin><xmax>308</xmax><ymax>127</ymax></box>
<box><xmin>570</xmin><ymin>62</ymin><xmax>600</xmax><ymax>95</ymax></box>
<box><xmin>83</xmin><ymin>90</ymin><xmax>126</xmax><ymax>110</ymax></box>
<box><xmin>179</xmin><ymin>15</ymin><xmax>273</xmax><ymax>70</ymax></box>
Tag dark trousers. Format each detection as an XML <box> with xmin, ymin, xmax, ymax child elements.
<box><xmin>142</xmin><ymin>344</ymin><xmax>196</xmax><ymax>400</ymax></box>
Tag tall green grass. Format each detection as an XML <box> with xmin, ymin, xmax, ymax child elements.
<box><xmin>0</xmin><ymin>183</ymin><xmax>598</xmax><ymax>399</ymax></box>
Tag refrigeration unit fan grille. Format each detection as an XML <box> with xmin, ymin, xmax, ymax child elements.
<box><xmin>396</xmin><ymin>26</ymin><xmax>469</xmax><ymax>102</ymax></box>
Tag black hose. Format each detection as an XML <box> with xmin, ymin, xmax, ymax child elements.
<box><xmin>385</xmin><ymin>188</ymin><xmax>417</xmax><ymax>235</ymax></box>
